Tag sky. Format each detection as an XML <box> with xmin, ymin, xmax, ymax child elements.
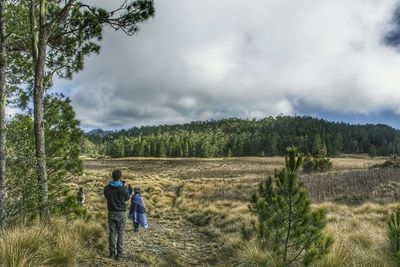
<box><xmin>55</xmin><ymin>0</ymin><xmax>400</xmax><ymax>130</ymax></box>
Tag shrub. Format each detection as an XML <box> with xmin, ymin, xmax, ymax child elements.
<box><xmin>375</xmin><ymin>155</ymin><xmax>400</xmax><ymax>169</ymax></box>
<box><xmin>53</xmin><ymin>194</ymin><xmax>90</xmax><ymax>223</ymax></box>
<box><xmin>388</xmin><ymin>207</ymin><xmax>400</xmax><ymax>263</ymax></box>
<box><xmin>251</xmin><ymin>147</ymin><xmax>333</xmax><ymax>266</ymax></box>
<box><xmin>303</xmin><ymin>154</ymin><xmax>332</xmax><ymax>173</ymax></box>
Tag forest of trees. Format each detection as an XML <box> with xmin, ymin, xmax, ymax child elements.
<box><xmin>83</xmin><ymin>116</ymin><xmax>400</xmax><ymax>158</ymax></box>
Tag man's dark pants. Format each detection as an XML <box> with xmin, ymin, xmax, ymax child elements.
<box><xmin>108</xmin><ymin>211</ymin><xmax>126</xmax><ymax>257</ymax></box>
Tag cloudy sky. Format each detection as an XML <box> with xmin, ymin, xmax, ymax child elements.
<box><xmin>55</xmin><ymin>0</ymin><xmax>400</xmax><ymax>130</ymax></box>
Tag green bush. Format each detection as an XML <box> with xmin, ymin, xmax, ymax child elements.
<box><xmin>388</xmin><ymin>208</ymin><xmax>400</xmax><ymax>264</ymax></box>
<box><xmin>303</xmin><ymin>154</ymin><xmax>332</xmax><ymax>173</ymax></box>
<box><xmin>251</xmin><ymin>147</ymin><xmax>333</xmax><ymax>266</ymax></box>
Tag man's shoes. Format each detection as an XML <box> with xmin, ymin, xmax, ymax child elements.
<box><xmin>115</xmin><ymin>254</ymin><xmax>123</xmax><ymax>261</ymax></box>
<box><xmin>108</xmin><ymin>252</ymin><xmax>115</xmax><ymax>259</ymax></box>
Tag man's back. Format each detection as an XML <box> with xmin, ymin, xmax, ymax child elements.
<box><xmin>104</xmin><ymin>170</ymin><xmax>130</xmax><ymax>261</ymax></box>
<box><xmin>104</xmin><ymin>182</ymin><xmax>130</xmax><ymax>212</ymax></box>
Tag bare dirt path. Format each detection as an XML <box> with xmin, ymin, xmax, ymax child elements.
<box><xmin>91</xmin><ymin>212</ymin><xmax>213</xmax><ymax>267</ymax></box>
<box><xmin>80</xmin><ymin>160</ymin><xmax>215</xmax><ymax>266</ymax></box>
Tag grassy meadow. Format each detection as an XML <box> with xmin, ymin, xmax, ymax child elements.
<box><xmin>70</xmin><ymin>155</ymin><xmax>399</xmax><ymax>266</ymax></box>
<box><xmin>3</xmin><ymin>155</ymin><xmax>400</xmax><ymax>266</ymax></box>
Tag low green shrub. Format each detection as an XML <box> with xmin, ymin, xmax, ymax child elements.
<box><xmin>303</xmin><ymin>154</ymin><xmax>332</xmax><ymax>173</ymax></box>
<box><xmin>388</xmin><ymin>207</ymin><xmax>400</xmax><ymax>264</ymax></box>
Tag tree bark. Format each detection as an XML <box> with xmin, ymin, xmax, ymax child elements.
<box><xmin>33</xmin><ymin>0</ymin><xmax>50</xmax><ymax>221</ymax></box>
<box><xmin>0</xmin><ymin>0</ymin><xmax>7</xmax><ymax>229</ymax></box>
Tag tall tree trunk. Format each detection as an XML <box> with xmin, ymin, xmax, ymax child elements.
<box><xmin>0</xmin><ymin>0</ymin><xmax>6</xmax><ymax>229</ymax></box>
<box><xmin>33</xmin><ymin>0</ymin><xmax>50</xmax><ymax>221</ymax></box>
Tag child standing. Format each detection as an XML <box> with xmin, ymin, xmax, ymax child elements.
<box><xmin>128</xmin><ymin>188</ymin><xmax>148</xmax><ymax>231</ymax></box>
<box><xmin>77</xmin><ymin>187</ymin><xmax>85</xmax><ymax>207</ymax></box>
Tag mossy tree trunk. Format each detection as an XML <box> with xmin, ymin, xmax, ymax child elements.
<box><xmin>31</xmin><ymin>0</ymin><xmax>51</xmax><ymax>221</ymax></box>
<box><xmin>0</xmin><ymin>0</ymin><xmax>6</xmax><ymax>228</ymax></box>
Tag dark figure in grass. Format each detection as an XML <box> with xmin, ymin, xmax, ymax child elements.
<box><xmin>76</xmin><ymin>187</ymin><xmax>85</xmax><ymax>207</ymax></box>
<box><xmin>129</xmin><ymin>187</ymin><xmax>148</xmax><ymax>232</ymax></box>
<box><xmin>104</xmin><ymin>169</ymin><xmax>130</xmax><ymax>261</ymax></box>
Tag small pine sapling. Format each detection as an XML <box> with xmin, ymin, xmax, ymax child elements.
<box><xmin>388</xmin><ymin>207</ymin><xmax>400</xmax><ymax>264</ymax></box>
<box><xmin>251</xmin><ymin>146</ymin><xmax>333</xmax><ymax>266</ymax></box>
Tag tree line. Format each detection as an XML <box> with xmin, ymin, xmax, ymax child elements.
<box><xmin>0</xmin><ymin>0</ymin><xmax>155</xmax><ymax>227</ymax></box>
<box><xmin>83</xmin><ymin>116</ymin><xmax>400</xmax><ymax>158</ymax></box>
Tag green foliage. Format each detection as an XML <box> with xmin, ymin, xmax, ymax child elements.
<box><xmin>388</xmin><ymin>208</ymin><xmax>400</xmax><ymax>264</ymax></box>
<box><xmin>303</xmin><ymin>154</ymin><xmax>333</xmax><ymax>173</ymax></box>
<box><xmin>6</xmin><ymin>114</ymin><xmax>39</xmax><ymax>222</ymax></box>
<box><xmin>369</xmin><ymin>145</ymin><xmax>378</xmax><ymax>158</ymax></box>
<box><xmin>84</xmin><ymin>116</ymin><xmax>400</xmax><ymax>158</ymax></box>
<box><xmin>6</xmin><ymin>95</ymin><xmax>84</xmax><ymax>222</ymax></box>
<box><xmin>109</xmin><ymin>138</ymin><xmax>125</xmax><ymax>158</ymax></box>
<box><xmin>6</xmin><ymin>0</ymin><xmax>155</xmax><ymax>107</ymax></box>
<box><xmin>45</xmin><ymin>94</ymin><xmax>83</xmax><ymax>175</ymax></box>
<box><xmin>53</xmin><ymin>194</ymin><xmax>89</xmax><ymax>223</ymax></box>
<box><xmin>81</xmin><ymin>138</ymin><xmax>103</xmax><ymax>158</ymax></box>
<box><xmin>250</xmin><ymin>147</ymin><xmax>333</xmax><ymax>266</ymax></box>
<box><xmin>2</xmin><ymin>0</ymin><xmax>155</xmax><ymax>222</ymax></box>
<box><xmin>303</xmin><ymin>140</ymin><xmax>332</xmax><ymax>173</ymax></box>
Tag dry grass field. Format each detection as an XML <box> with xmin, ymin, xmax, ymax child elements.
<box><xmin>63</xmin><ymin>155</ymin><xmax>400</xmax><ymax>266</ymax></box>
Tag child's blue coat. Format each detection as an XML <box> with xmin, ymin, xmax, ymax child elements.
<box><xmin>128</xmin><ymin>193</ymin><xmax>148</xmax><ymax>229</ymax></box>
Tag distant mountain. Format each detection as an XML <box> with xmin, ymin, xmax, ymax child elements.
<box><xmin>86</xmin><ymin>128</ymin><xmax>114</xmax><ymax>138</ymax></box>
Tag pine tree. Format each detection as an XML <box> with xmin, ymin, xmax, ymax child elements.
<box><xmin>6</xmin><ymin>114</ymin><xmax>38</xmax><ymax>222</ymax></box>
<box><xmin>227</xmin><ymin>147</ymin><xmax>233</xmax><ymax>157</ymax></box>
<box><xmin>183</xmin><ymin>139</ymin><xmax>189</xmax><ymax>158</ymax></box>
<box><xmin>26</xmin><ymin>0</ymin><xmax>155</xmax><ymax>220</ymax></box>
<box><xmin>369</xmin><ymin>144</ymin><xmax>378</xmax><ymax>158</ymax></box>
<box><xmin>251</xmin><ymin>146</ymin><xmax>332</xmax><ymax>266</ymax></box>
<box><xmin>159</xmin><ymin>140</ymin><xmax>166</xmax><ymax>158</ymax></box>
<box><xmin>6</xmin><ymin>96</ymin><xmax>84</xmax><ymax>222</ymax></box>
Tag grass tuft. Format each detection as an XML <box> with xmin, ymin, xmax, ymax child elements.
<box><xmin>0</xmin><ymin>226</ymin><xmax>45</xmax><ymax>267</ymax></box>
<box><xmin>0</xmin><ymin>219</ymin><xmax>105</xmax><ymax>267</ymax></box>
<box><xmin>46</xmin><ymin>232</ymin><xmax>79</xmax><ymax>266</ymax></box>
<box><xmin>234</xmin><ymin>242</ymin><xmax>275</xmax><ymax>267</ymax></box>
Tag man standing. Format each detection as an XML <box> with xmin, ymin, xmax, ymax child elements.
<box><xmin>104</xmin><ymin>169</ymin><xmax>130</xmax><ymax>261</ymax></box>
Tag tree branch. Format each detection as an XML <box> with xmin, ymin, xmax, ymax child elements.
<box><xmin>47</xmin><ymin>0</ymin><xmax>76</xmax><ymax>34</ymax></box>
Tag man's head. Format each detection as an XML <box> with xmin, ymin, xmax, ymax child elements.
<box><xmin>112</xmin><ymin>169</ymin><xmax>122</xmax><ymax>181</ymax></box>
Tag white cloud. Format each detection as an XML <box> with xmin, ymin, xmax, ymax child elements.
<box><xmin>56</xmin><ymin>0</ymin><xmax>400</xmax><ymax>129</ymax></box>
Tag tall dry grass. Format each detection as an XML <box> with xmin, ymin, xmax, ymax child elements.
<box><xmin>0</xmin><ymin>219</ymin><xmax>106</xmax><ymax>267</ymax></box>
<box><xmin>76</xmin><ymin>157</ymin><xmax>398</xmax><ymax>266</ymax></box>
